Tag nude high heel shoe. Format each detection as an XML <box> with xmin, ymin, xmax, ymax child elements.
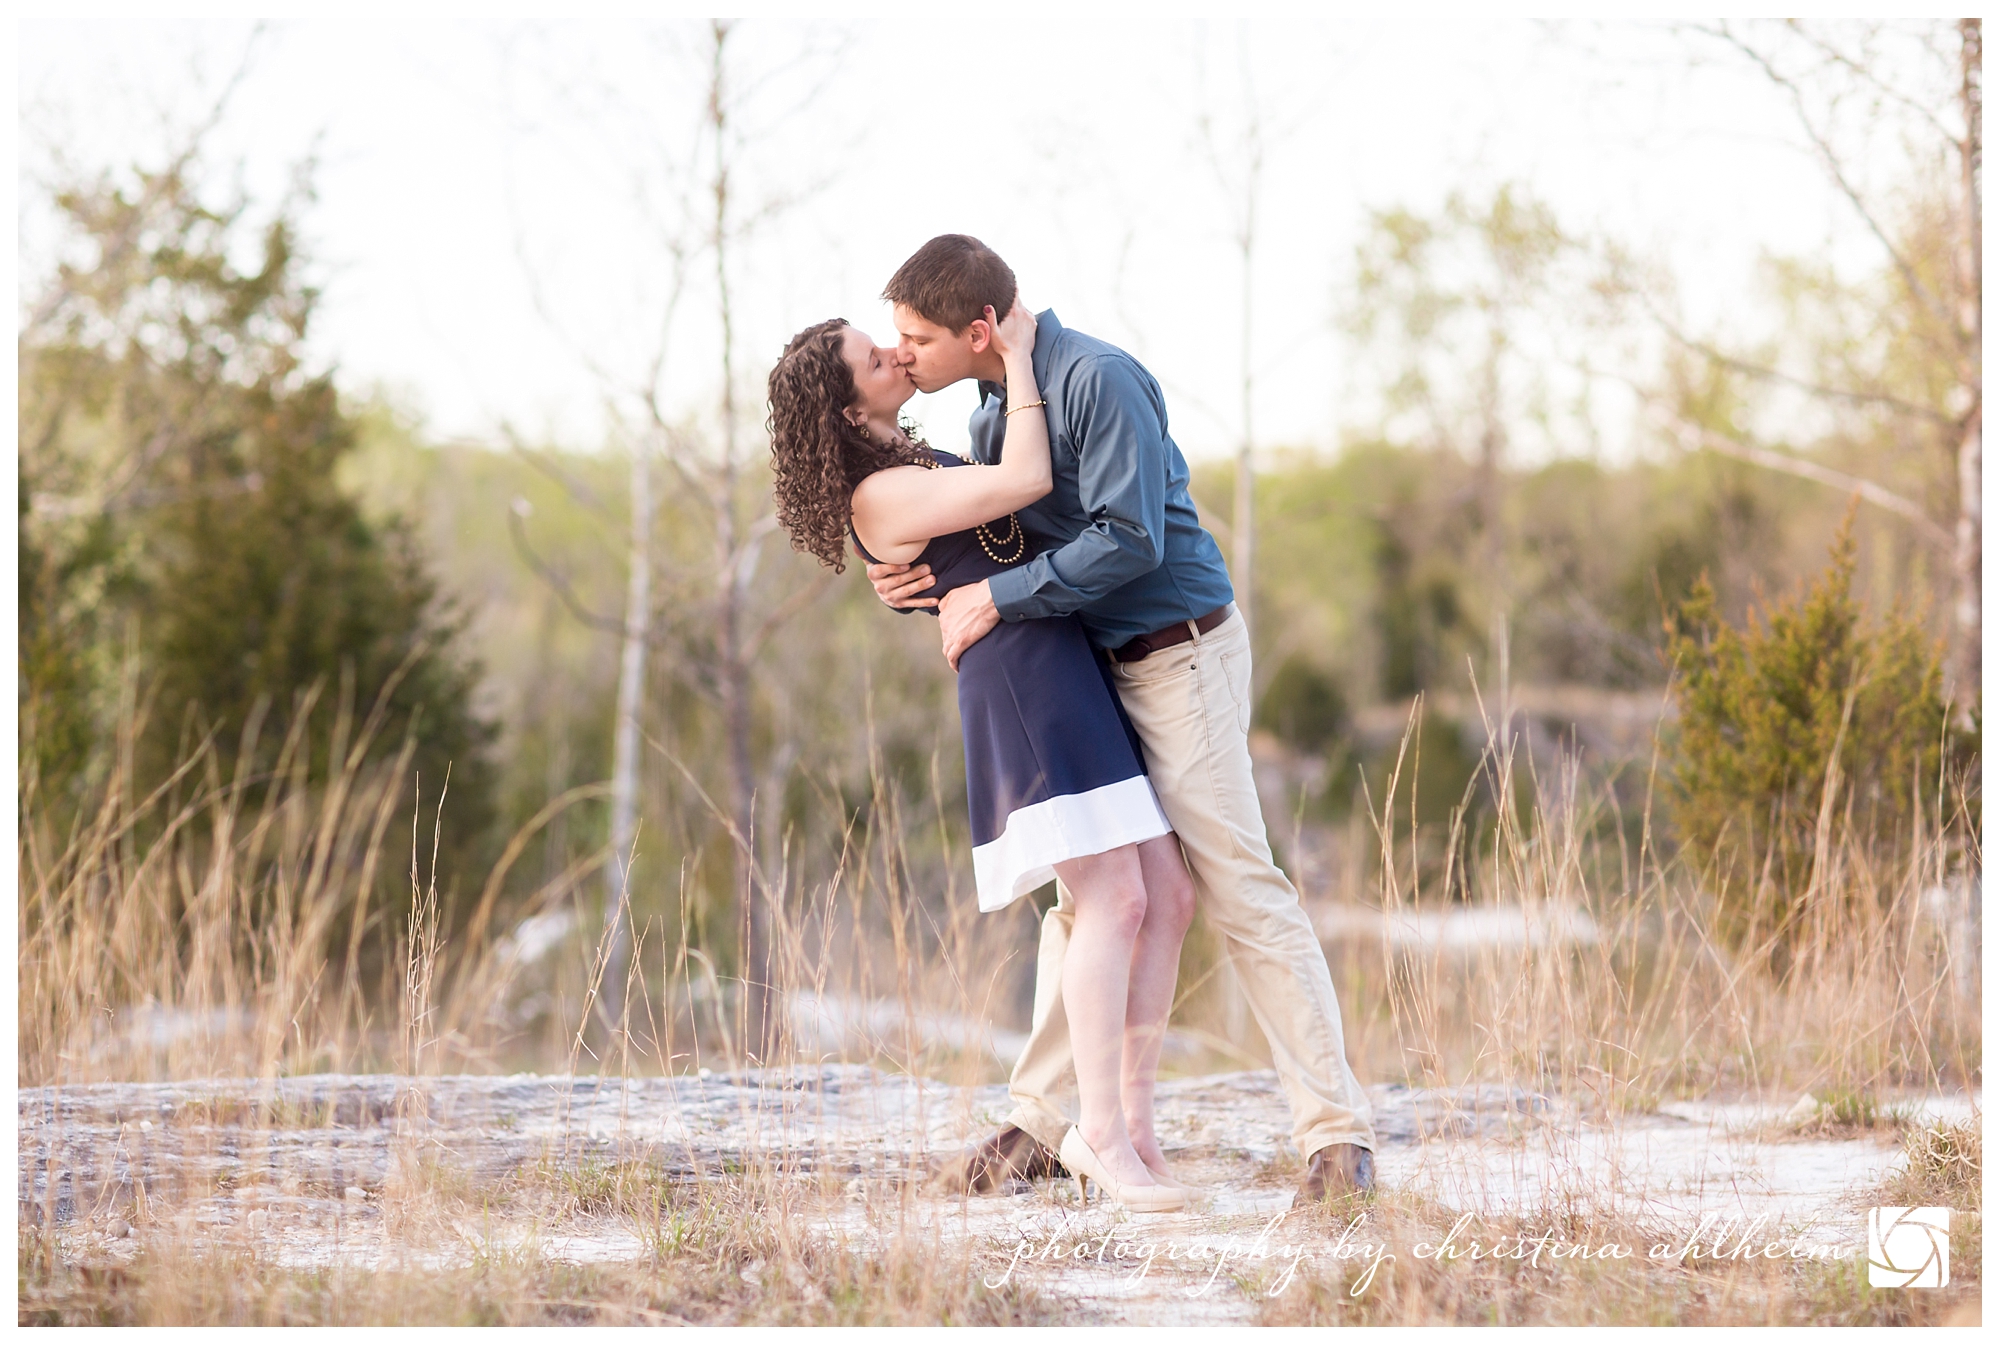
<box><xmin>1059</xmin><ymin>1128</ymin><xmax>1188</xmax><ymax>1213</ymax></box>
<box><xmin>1144</xmin><ymin>1162</ymin><xmax>1206</xmax><ymax>1195</ymax></box>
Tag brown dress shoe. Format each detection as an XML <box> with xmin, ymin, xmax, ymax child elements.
<box><xmin>1295</xmin><ymin>1143</ymin><xmax>1376</xmax><ymax>1203</ymax></box>
<box><xmin>931</xmin><ymin>1124</ymin><xmax>1067</xmax><ymax>1195</ymax></box>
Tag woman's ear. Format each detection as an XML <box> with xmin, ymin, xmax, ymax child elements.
<box><xmin>844</xmin><ymin>406</ymin><xmax>866</xmax><ymax>428</ymax></box>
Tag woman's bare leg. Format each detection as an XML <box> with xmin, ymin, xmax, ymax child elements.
<box><xmin>1050</xmin><ymin>844</ymin><xmax>1156</xmax><ymax>1189</ymax></box>
<box><xmin>1122</xmin><ymin>833</ymin><xmax>1196</xmax><ymax>1173</ymax></box>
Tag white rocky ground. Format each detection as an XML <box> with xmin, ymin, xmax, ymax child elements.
<box><xmin>18</xmin><ymin>1068</ymin><xmax>1978</xmax><ymax>1323</ymax></box>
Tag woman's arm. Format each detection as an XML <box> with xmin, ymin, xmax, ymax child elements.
<box><xmin>850</xmin><ymin>301</ymin><xmax>1050</xmax><ymax>562</ymax></box>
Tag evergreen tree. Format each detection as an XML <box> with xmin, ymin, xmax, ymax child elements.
<box><xmin>1664</xmin><ymin>510</ymin><xmax>1973</xmax><ymax>957</ymax></box>
<box><xmin>19</xmin><ymin>153</ymin><xmax>493</xmax><ymax>881</ymax></box>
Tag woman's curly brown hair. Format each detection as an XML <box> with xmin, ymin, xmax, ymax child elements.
<box><xmin>766</xmin><ymin>319</ymin><xmax>932</xmax><ymax>572</ymax></box>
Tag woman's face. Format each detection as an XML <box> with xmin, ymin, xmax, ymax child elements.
<box><xmin>840</xmin><ymin>325</ymin><xmax>916</xmax><ymax>427</ymax></box>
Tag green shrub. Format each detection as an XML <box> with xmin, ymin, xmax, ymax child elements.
<box><xmin>1662</xmin><ymin>512</ymin><xmax>1967</xmax><ymax>955</ymax></box>
<box><xmin>1255</xmin><ymin>655</ymin><xmax>1351</xmax><ymax>753</ymax></box>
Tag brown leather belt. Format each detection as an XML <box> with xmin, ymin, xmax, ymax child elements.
<box><xmin>1106</xmin><ymin>604</ymin><xmax>1235</xmax><ymax>664</ymax></box>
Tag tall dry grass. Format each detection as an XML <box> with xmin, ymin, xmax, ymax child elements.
<box><xmin>16</xmin><ymin>663</ymin><xmax>1981</xmax><ymax>1325</ymax></box>
<box><xmin>16</xmin><ymin>676</ymin><xmax>1065</xmax><ymax>1325</ymax></box>
<box><xmin>22</xmin><ymin>660</ymin><xmax>1977</xmax><ymax>1100</ymax></box>
<box><xmin>1329</xmin><ymin>690</ymin><xmax>1979</xmax><ymax>1114</ymax></box>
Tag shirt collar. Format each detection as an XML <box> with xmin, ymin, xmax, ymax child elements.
<box><xmin>1031</xmin><ymin>308</ymin><xmax>1061</xmax><ymax>388</ymax></box>
<box><xmin>979</xmin><ymin>308</ymin><xmax>1063</xmax><ymax>407</ymax></box>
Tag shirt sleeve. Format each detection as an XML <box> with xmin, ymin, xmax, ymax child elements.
<box><xmin>987</xmin><ymin>355</ymin><xmax>1168</xmax><ymax>622</ymax></box>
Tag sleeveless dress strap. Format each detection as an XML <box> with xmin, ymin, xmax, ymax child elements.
<box><xmin>849</xmin><ymin>524</ymin><xmax>884</xmax><ymax>567</ymax></box>
<box><xmin>849</xmin><ymin>447</ymin><xmax>961</xmax><ymax>566</ymax></box>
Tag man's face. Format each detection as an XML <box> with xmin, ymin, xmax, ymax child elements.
<box><xmin>891</xmin><ymin>304</ymin><xmax>990</xmax><ymax>394</ymax></box>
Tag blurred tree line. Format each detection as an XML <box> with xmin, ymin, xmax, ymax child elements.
<box><xmin>16</xmin><ymin>20</ymin><xmax>1977</xmax><ymax>1020</ymax></box>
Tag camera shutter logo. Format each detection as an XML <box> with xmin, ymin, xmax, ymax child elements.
<box><xmin>1867</xmin><ymin>1208</ymin><xmax>1949</xmax><ymax>1288</ymax></box>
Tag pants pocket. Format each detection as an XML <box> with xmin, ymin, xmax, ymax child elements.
<box><xmin>1218</xmin><ymin>647</ymin><xmax>1252</xmax><ymax>736</ymax></box>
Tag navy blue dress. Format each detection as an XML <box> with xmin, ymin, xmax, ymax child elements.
<box><xmin>857</xmin><ymin>448</ymin><xmax>1170</xmax><ymax>910</ymax></box>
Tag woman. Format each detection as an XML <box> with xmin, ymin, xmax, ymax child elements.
<box><xmin>767</xmin><ymin>302</ymin><xmax>1197</xmax><ymax>1212</ymax></box>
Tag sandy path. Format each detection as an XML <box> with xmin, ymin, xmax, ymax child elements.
<box><xmin>19</xmin><ymin>1068</ymin><xmax>1977</xmax><ymax>1322</ymax></box>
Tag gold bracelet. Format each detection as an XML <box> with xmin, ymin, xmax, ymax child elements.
<box><xmin>1004</xmin><ymin>399</ymin><xmax>1047</xmax><ymax>416</ymax></box>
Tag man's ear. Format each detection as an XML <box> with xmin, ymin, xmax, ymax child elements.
<box><xmin>965</xmin><ymin>317</ymin><xmax>993</xmax><ymax>354</ymax></box>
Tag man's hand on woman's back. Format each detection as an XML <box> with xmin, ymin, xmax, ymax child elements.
<box><xmin>867</xmin><ymin>560</ymin><xmax>938</xmax><ymax>609</ymax></box>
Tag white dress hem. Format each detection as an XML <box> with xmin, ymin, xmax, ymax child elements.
<box><xmin>970</xmin><ymin>775</ymin><xmax>1172</xmax><ymax>912</ymax></box>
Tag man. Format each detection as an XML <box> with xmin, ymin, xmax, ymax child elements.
<box><xmin>871</xmin><ymin>234</ymin><xmax>1375</xmax><ymax>1205</ymax></box>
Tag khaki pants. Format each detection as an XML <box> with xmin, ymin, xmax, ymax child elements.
<box><xmin>1005</xmin><ymin>609</ymin><xmax>1376</xmax><ymax>1158</ymax></box>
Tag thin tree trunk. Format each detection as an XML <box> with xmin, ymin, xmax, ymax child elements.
<box><xmin>716</xmin><ymin>565</ymin><xmax>759</xmax><ymax>1059</ymax></box>
<box><xmin>1208</xmin><ymin>44</ymin><xmax>1264</xmax><ymax>653</ymax></box>
<box><xmin>509</xmin><ymin>20</ymin><xmax>820</xmax><ymax>1060</ymax></box>
<box><xmin>1477</xmin><ymin>417</ymin><xmax>1505</xmax><ymax>591</ymax></box>
<box><xmin>705</xmin><ymin>19</ymin><xmax>769</xmax><ymax>1058</ymax></box>
<box><xmin>1955</xmin><ymin>407</ymin><xmax>1980</xmax><ymax>708</ymax></box>
<box><xmin>1223</xmin><ymin>168</ymin><xmax>1257</xmax><ymax>1049</ymax></box>
<box><xmin>1476</xmin><ymin>326</ymin><xmax>1513</xmax><ymax>716</ymax></box>
<box><xmin>1232</xmin><ymin>225</ymin><xmax>1255</xmax><ymax>648</ymax></box>
<box><xmin>1955</xmin><ymin>18</ymin><xmax>1982</xmax><ymax>717</ymax></box>
<box><xmin>600</xmin><ymin>433</ymin><xmax>651</xmax><ymax>1032</ymax></box>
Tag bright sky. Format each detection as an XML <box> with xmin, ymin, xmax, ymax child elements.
<box><xmin>17</xmin><ymin>15</ymin><xmax>1951</xmax><ymax>463</ymax></box>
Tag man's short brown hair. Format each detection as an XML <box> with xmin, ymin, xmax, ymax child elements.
<box><xmin>882</xmin><ymin>235</ymin><xmax>1018</xmax><ymax>334</ymax></box>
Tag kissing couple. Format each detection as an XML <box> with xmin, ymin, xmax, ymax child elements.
<box><xmin>766</xmin><ymin>235</ymin><xmax>1376</xmax><ymax>1211</ymax></box>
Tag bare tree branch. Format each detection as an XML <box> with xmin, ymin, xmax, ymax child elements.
<box><xmin>1686</xmin><ymin>423</ymin><xmax>1952</xmax><ymax>548</ymax></box>
<box><xmin>506</xmin><ymin>504</ymin><xmax>630</xmax><ymax>635</ymax></box>
<box><xmin>1638</xmin><ymin>291</ymin><xmax>1950</xmax><ymax>423</ymax></box>
<box><xmin>503</xmin><ymin>439</ymin><xmax>620</xmax><ymax>524</ymax></box>
<box><xmin>1703</xmin><ymin>21</ymin><xmax>1962</xmax><ymax>341</ymax></box>
<box><xmin>744</xmin><ymin>569</ymin><xmax>835</xmax><ymax>665</ymax></box>
<box><xmin>641</xmin><ymin>392</ymin><xmax>722</xmax><ymax>505</ymax></box>
<box><xmin>1782</xmin><ymin>19</ymin><xmax>1961</xmax><ymax>147</ymax></box>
